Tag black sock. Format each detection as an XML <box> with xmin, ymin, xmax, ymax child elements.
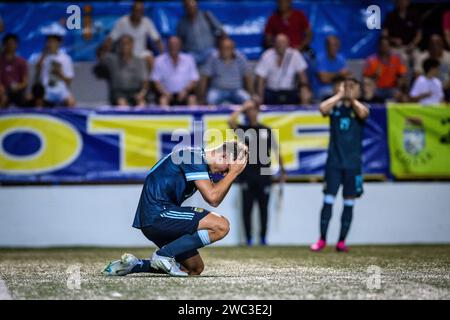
<box><xmin>339</xmin><ymin>205</ymin><xmax>354</xmax><ymax>241</ymax></box>
<box><xmin>320</xmin><ymin>203</ymin><xmax>333</xmax><ymax>241</ymax></box>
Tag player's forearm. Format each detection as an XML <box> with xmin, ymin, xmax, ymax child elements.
<box><xmin>207</xmin><ymin>172</ymin><xmax>239</xmax><ymax>207</ymax></box>
<box><xmin>351</xmin><ymin>99</ymin><xmax>369</xmax><ymax>119</ymax></box>
<box><xmin>319</xmin><ymin>93</ymin><xmax>342</xmax><ymax>115</ymax></box>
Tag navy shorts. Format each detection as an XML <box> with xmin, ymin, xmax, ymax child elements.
<box><xmin>323</xmin><ymin>166</ymin><xmax>363</xmax><ymax>198</ymax></box>
<box><xmin>141</xmin><ymin>206</ymin><xmax>210</xmax><ymax>262</ymax></box>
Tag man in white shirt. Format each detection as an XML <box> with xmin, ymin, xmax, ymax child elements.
<box><xmin>151</xmin><ymin>36</ymin><xmax>199</xmax><ymax>106</ymax></box>
<box><xmin>410</xmin><ymin>58</ymin><xmax>444</xmax><ymax>105</ymax></box>
<box><xmin>255</xmin><ymin>33</ymin><xmax>310</xmax><ymax>105</ymax></box>
<box><xmin>105</xmin><ymin>0</ymin><xmax>163</xmax><ymax>58</ymax></box>
<box><xmin>35</xmin><ymin>35</ymin><xmax>75</xmax><ymax>107</ymax></box>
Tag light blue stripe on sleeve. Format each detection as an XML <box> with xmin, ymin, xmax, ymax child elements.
<box><xmin>167</xmin><ymin>210</ymin><xmax>194</xmax><ymax>217</ymax></box>
<box><xmin>185</xmin><ymin>172</ymin><xmax>210</xmax><ymax>181</ymax></box>
<box><xmin>198</xmin><ymin>230</ymin><xmax>211</xmax><ymax>246</ymax></box>
<box><xmin>160</xmin><ymin>213</ymin><xmax>193</xmax><ymax>220</ymax></box>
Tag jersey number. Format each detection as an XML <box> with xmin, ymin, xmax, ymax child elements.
<box><xmin>340</xmin><ymin>118</ymin><xmax>351</xmax><ymax>131</ymax></box>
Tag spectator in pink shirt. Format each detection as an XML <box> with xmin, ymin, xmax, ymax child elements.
<box><xmin>0</xmin><ymin>34</ymin><xmax>28</xmax><ymax>108</ymax></box>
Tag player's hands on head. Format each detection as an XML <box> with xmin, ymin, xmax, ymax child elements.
<box><xmin>228</xmin><ymin>144</ymin><xmax>248</xmax><ymax>176</ymax></box>
<box><xmin>337</xmin><ymin>82</ymin><xmax>345</xmax><ymax>98</ymax></box>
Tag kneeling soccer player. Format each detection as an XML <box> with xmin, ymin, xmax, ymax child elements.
<box><xmin>310</xmin><ymin>77</ymin><xmax>369</xmax><ymax>252</ymax></box>
<box><xmin>103</xmin><ymin>141</ymin><xmax>247</xmax><ymax>276</ymax></box>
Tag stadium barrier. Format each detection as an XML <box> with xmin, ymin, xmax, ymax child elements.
<box><xmin>0</xmin><ymin>105</ymin><xmax>392</xmax><ymax>183</ymax></box>
<box><xmin>1</xmin><ymin>104</ymin><xmax>450</xmax><ymax>183</ymax></box>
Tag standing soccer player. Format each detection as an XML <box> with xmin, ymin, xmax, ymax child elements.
<box><xmin>103</xmin><ymin>141</ymin><xmax>247</xmax><ymax>276</ymax></box>
<box><xmin>310</xmin><ymin>77</ymin><xmax>369</xmax><ymax>252</ymax></box>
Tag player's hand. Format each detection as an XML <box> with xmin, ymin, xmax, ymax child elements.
<box><xmin>336</xmin><ymin>82</ymin><xmax>345</xmax><ymax>98</ymax></box>
<box><xmin>228</xmin><ymin>146</ymin><xmax>248</xmax><ymax>176</ymax></box>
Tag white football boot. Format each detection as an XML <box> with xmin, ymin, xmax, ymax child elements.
<box><xmin>150</xmin><ymin>251</ymin><xmax>188</xmax><ymax>277</ymax></box>
<box><xmin>102</xmin><ymin>253</ymin><xmax>139</xmax><ymax>276</ymax></box>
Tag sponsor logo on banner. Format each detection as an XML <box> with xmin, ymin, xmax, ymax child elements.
<box><xmin>403</xmin><ymin>117</ymin><xmax>425</xmax><ymax>156</ymax></box>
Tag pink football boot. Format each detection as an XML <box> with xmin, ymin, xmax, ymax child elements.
<box><xmin>310</xmin><ymin>239</ymin><xmax>326</xmax><ymax>252</ymax></box>
<box><xmin>336</xmin><ymin>240</ymin><xmax>349</xmax><ymax>252</ymax></box>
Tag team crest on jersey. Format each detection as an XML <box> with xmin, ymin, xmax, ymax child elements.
<box><xmin>193</xmin><ymin>207</ymin><xmax>204</xmax><ymax>213</ymax></box>
<box><xmin>403</xmin><ymin>117</ymin><xmax>425</xmax><ymax>155</ymax></box>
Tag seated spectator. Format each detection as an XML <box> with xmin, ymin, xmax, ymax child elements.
<box><xmin>410</xmin><ymin>58</ymin><xmax>444</xmax><ymax>105</ymax></box>
<box><xmin>35</xmin><ymin>34</ymin><xmax>75</xmax><ymax>107</ymax></box>
<box><xmin>177</xmin><ymin>0</ymin><xmax>225</xmax><ymax>66</ymax></box>
<box><xmin>382</xmin><ymin>0</ymin><xmax>421</xmax><ymax>66</ymax></box>
<box><xmin>360</xmin><ymin>77</ymin><xmax>385</xmax><ymax>104</ymax></box>
<box><xmin>151</xmin><ymin>36</ymin><xmax>199</xmax><ymax>106</ymax></box>
<box><xmin>442</xmin><ymin>10</ymin><xmax>450</xmax><ymax>49</ymax></box>
<box><xmin>414</xmin><ymin>35</ymin><xmax>450</xmax><ymax>100</ymax></box>
<box><xmin>104</xmin><ymin>0</ymin><xmax>163</xmax><ymax>68</ymax></box>
<box><xmin>363</xmin><ymin>37</ymin><xmax>407</xmax><ymax>101</ymax></box>
<box><xmin>315</xmin><ymin>35</ymin><xmax>350</xmax><ymax>99</ymax></box>
<box><xmin>255</xmin><ymin>33</ymin><xmax>309</xmax><ymax>105</ymax></box>
<box><xmin>264</xmin><ymin>0</ymin><xmax>312</xmax><ymax>52</ymax></box>
<box><xmin>200</xmin><ymin>38</ymin><xmax>252</xmax><ymax>105</ymax></box>
<box><xmin>0</xmin><ymin>34</ymin><xmax>28</xmax><ymax>108</ymax></box>
<box><xmin>96</xmin><ymin>35</ymin><xmax>148</xmax><ymax>107</ymax></box>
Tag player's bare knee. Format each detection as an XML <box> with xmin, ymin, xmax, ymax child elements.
<box><xmin>215</xmin><ymin>216</ymin><xmax>230</xmax><ymax>239</ymax></box>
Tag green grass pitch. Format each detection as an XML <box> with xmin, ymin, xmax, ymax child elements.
<box><xmin>0</xmin><ymin>245</ymin><xmax>449</xmax><ymax>299</ymax></box>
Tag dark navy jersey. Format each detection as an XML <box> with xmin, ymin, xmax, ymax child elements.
<box><xmin>133</xmin><ymin>147</ymin><xmax>211</xmax><ymax>228</ymax></box>
<box><xmin>326</xmin><ymin>101</ymin><xmax>366</xmax><ymax>169</ymax></box>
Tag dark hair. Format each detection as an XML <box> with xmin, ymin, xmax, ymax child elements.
<box><xmin>422</xmin><ymin>58</ymin><xmax>440</xmax><ymax>74</ymax></box>
<box><xmin>332</xmin><ymin>75</ymin><xmax>347</xmax><ymax>85</ymax></box>
<box><xmin>345</xmin><ymin>77</ymin><xmax>360</xmax><ymax>86</ymax></box>
<box><xmin>2</xmin><ymin>33</ymin><xmax>19</xmax><ymax>45</ymax></box>
<box><xmin>46</xmin><ymin>35</ymin><xmax>63</xmax><ymax>42</ymax></box>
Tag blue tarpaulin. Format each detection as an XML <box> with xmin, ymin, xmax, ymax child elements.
<box><xmin>0</xmin><ymin>1</ymin><xmax>393</xmax><ymax>61</ymax></box>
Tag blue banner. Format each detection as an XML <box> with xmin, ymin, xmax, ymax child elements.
<box><xmin>0</xmin><ymin>105</ymin><xmax>389</xmax><ymax>183</ymax></box>
<box><xmin>0</xmin><ymin>1</ymin><xmax>392</xmax><ymax>61</ymax></box>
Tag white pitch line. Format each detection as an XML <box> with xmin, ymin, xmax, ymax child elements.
<box><xmin>0</xmin><ymin>277</ymin><xmax>12</xmax><ymax>300</ymax></box>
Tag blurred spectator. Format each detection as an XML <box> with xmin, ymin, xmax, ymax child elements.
<box><xmin>0</xmin><ymin>34</ymin><xmax>28</xmax><ymax>108</ymax></box>
<box><xmin>363</xmin><ymin>37</ymin><xmax>407</xmax><ymax>102</ymax></box>
<box><xmin>104</xmin><ymin>0</ymin><xmax>163</xmax><ymax>64</ymax></box>
<box><xmin>360</xmin><ymin>77</ymin><xmax>385</xmax><ymax>104</ymax></box>
<box><xmin>151</xmin><ymin>36</ymin><xmax>199</xmax><ymax>106</ymax></box>
<box><xmin>255</xmin><ymin>34</ymin><xmax>309</xmax><ymax>105</ymax></box>
<box><xmin>414</xmin><ymin>35</ymin><xmax>450</xmax><ymax>100</ymax></box>
<box><xmin>410</xmin><ymin>58</ymin><xmax>444</xmax><ymax>105</ymax></box>
<box><xmin>35</xmin><ymin>34</ymin><xmax>75</xmax><ymax>107</ymax></box>
<box><xmin>177</xmin><ymin>0</ymin><xmax>225</xmax><ymax>66</ymax></box>
<box><xmin>228</xmin><ymin>100</ymin><xmax>286</xmax><ymax>246</ymax></box>
<box><xmin>315</xmin><ymin>35</ymin><xmax>350</xmax><ymax>99</ymax></box>
<box><xmin>96</xmin><ymin>35</ymin><xmax>148</xmax><ymax>107</ymax></box>
<box><xmin>264</xmin><ymin>0</ymin><xmax>312</xmax><ymax>52</ymax></box>
<box><xmin>0</xmin><ymin>15</ymin><xmax>3</xmax><ymax>34</ymax></box>
<box><xmin>200</xmin><ymin>38</ymin><xmax>252</xmax><ymax>105</ymax></box>
<box><xmin>444</xmin><ymin>10</ymin><xmax>450</xmax><ymax>49</ymax></box>
<box><xmin>382</xmin><ymin>0</ymin><xmax>421</xmax><ymax>65</ymax></box>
